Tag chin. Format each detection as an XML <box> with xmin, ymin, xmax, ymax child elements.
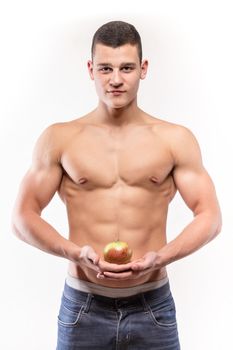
<box><xmin>102</xmin><ymin>95</ymin><xmax>135</xmax><ymax>110</ymax></box>
<box><xmin>111</xmin><ymin>104</ymin><xmax>127</xmax><ymax>109</ymax></box>
<box><xmin>104</xmin><ymin>103</ymin><xmax>125</xmax><ymax>110</ymax></box>
<box><xmin>108</xmin><ymin>100</ymin><xmax>132</xmax><ymax>109</ymax></box>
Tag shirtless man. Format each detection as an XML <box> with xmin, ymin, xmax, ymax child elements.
<box><xmin>12</xmin><ymin>21</ymin><xmax>222</xmax><ymax>349</ymax></box>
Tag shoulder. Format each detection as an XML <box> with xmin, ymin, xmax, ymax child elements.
<box><xmin>148</xmin><ymin>115</ymin><xmax>192</xmax><ymax>136</ymax></box>
<box><xmin>161</xmin><ymin>123</ymin><xmax>202</xmax><ymax>167</ymax></box>
<box><xmin>36</xmin><ymin>118</ymin><xmax>86</xmax><ymax>145</ymax></box>
<box><xmin>147</xmin><ymin>114</ymin><xmax>202</xmax><ymax>164</ymax></box>
<box><xmin>144</xmin><ymin>112</ymin><xmax>197</xmax><ymax>141</ymax></box>
<box><xmin>147</xmin><ymin>115</ymin><xmax>197</xmax><ymax>142</ymax></box>
<box><xmin>40</xmin><ymin>118</ymin><xmax>85</xmax><ymax>137</ymax></box>
<box><xmin>32</xmin><ymin>118</ymin><xmax>86</xmax><ymax>162</ymax></box>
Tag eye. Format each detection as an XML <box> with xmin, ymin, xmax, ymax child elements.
<box><xmin>122</xmin><ymin>66</ymin><xmax>134</xmax><ymax>72</ymax></box>
<box><xmin>99</xmin><ymin>67</ymin><xmax>112</xmax><ymax>73</ymax></box>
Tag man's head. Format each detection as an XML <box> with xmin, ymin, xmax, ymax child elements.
<box><xmin>91</xmin><ymin>21</ymin><xmax>142</xmax><ymax>64</ymax></box>
<box><xmin>88</xmin><ymin>21</ymin><xmax>148</xmax><ymax>110</ymax></box>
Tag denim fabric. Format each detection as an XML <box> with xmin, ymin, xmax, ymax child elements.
<box><xmin>56</xmin><ymin>281</ymin><xmax>180</xmax><ymax>349</ymax></box>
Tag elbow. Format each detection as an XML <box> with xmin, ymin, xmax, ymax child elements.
<box><xmin>11</xmin><ymin>211</ymin><xmax>24</xmax><ymax>240</ymax></box>
<box><xmin>199</xmin><ymin>209</ymin><xmax>222</xmax><ymax>243</ymax></box>
<box><xmin>11</xmin><ymin>222</ymin><xmax>24</xmax><ymax>242</ymax></box>
<box><xmin>211</xmin><ymin>211</ymin><xmax>222</xmax><ymax>240</ymax></box>
<box><xmin>11</xmin><ymin>209</ymin><xmax>32</xmax><ymax>242</ymax></box>
<box><xmin>215</xmin><ymin>216</ymin><xmax>222</xmax><ymax>237</ymax></box>
<box><xmin>216</xmin><ymin>206</ymin><xmax>223</xmax><ymax>234</ymax></box>
<box><xmin>11</xmin><ymin>219</ymin><xmax>18</xmax><ymax>237</ymax></box>
<box><xmin>11</xmin><ymin>208</ymin><xmax>19</xmax><ymax>235</ymax></box>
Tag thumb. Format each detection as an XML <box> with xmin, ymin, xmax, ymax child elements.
<box><xmin>87</xmin><ymin>247</ymin><xmax>99</xmax><ymax>265</ymax></box>
<box><xmin>81</xmin><ymin>245</ymin><xmax>99</xmax><ymax>264</ymax></box>
<box><xmin>132</xmin><ymin>253</ymin><xmax>154</xmax><ymax>271</ymax></box>
<box><xmin>92</xmin><ymin>254</ymin><xmax>100</xmax><ymax>265</ymax></box>
<box><xmin>131</xmin><ymin>259</ymin><xmax>146</xmax><ymax>271</ymax></box>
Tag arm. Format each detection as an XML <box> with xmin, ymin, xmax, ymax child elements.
<box><xmin>155</xmin><ymin>126</ymin><xmax>222</xmax><ymax>267</ymax></box>
<box><xmin>12</xmin><ymin>124</ymin><xmax>99</xmax><ymax>270</ymax></box>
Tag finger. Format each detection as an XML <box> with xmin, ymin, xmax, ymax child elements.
<box><xmin>103</xmin><ymin>270</ymin><xmax>134</xmax><ymax>280</ymax></box>
<box><xmin>132</xmin><ymin>266</ymin><xmax>155</xmax><ymax>277</ymax></box>
<box><xmin>131</xmin><ymin>262</ymin><xmax>145</xmax><ymax>271</ymax></box>
<box><xmin>131</xmin><ymin>257</ymin><xmax>152</xmax><ymax>271</ymax></box>
<box><xmin>99</xmin><ymin>260</ymin><xmax>133</xmax><ymax>272</ymax></box>
<box><xmin>88</xmin><ymin>262</ymin><xmax>101</xmax><ymax>273</ymax></box>
<box><xmin>97</xmin><ymin>272</ymin><xmax>105</xmax><ymax>279</ymax></box>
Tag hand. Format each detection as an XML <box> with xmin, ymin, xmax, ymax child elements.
<box><xmin>96</xmin><ymin>259</ymin><xmax>133</xmax><ymax>279</ymax></box>
<box><xmin>78</xmin><ymin>245</ymin><xmax>100</xmax><ymax>273</ymax></box>
<box><xmin>131</xmin><ymin>251</ymin><xmax>158</xmax><ymax>275</ymax></box>
<box><xmin>97</xmin><ymin>251</ymin><xmax>158</xmax><ymax>280</ymax></box>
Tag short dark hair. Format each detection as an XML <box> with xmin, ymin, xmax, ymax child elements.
<box><xmin>91</xmin><ymin>21</ymin><xmax>142</xmax><ymax>63</ymax></box>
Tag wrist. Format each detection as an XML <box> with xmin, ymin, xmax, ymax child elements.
<box><xmin>58</xmin><ymin>239</ymin><xmax>82</xmax><ymax>262</ymax></box>
<box><xmin>155</xmin><ymin>249</ymin><xmax>173</xmax><ymax>269</ymax></box>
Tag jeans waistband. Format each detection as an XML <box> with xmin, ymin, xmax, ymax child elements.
<box><xmin>63</xmin><ymin>279</ymin><xmax>171</xmax><ymax>309</ymax></box>
<box><xmin>66</xmin><ymin>274</ymin><xmax>169</xmax><ymax>298</ymax></box>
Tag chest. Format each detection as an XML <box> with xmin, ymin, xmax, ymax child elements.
<box><xmin>61</xmin><ymin>126</ymin><xmax>174</xmax><ymax>188</ymax></box>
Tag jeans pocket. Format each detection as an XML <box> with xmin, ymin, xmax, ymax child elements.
<box><xmin>58</xmin><ymin>295</ymin><xmax>84</xmax><ymax>327</ymax></box>
<box><xmin>147</xmin><ymin>293</ymin><xmax>177</xmax><ymax>328</ymax></box>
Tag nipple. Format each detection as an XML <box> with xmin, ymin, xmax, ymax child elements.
<box><xmin>149</xmin><ymin>176</ymin><xmax>158</xmax><ymax>183</ymax></box>
<box><xmin>78</xmin><ymin>177</ymin><xmax>88</xmax><ymax>184</ymax></box>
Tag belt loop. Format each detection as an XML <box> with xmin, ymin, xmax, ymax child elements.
<box><xmin>140</xmin><ymin>293</ymin><xmax>149</xmax><ymax>312</ymax></box>
<box><xmin>83</xmin><ymin>293</ymin><xmax>93</xmax><ymax>314</ymax></box>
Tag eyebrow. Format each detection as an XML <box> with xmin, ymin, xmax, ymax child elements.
<box><xmin>97</xmin><ymin>62</ymin><xmax>137</xmax><ymax>67</ymax></box>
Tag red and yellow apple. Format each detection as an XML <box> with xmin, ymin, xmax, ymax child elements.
<box><xmin>103</xmin><ymin>241</ymin><xmax>133</xmax><ymax>264</ymax></box>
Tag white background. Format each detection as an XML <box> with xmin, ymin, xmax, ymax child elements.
<box><xmin>0</xmin><ymin>0</ymin><xmax>232</xmax><ymax>349</ymax></box>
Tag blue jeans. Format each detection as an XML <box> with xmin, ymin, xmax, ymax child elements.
<box><xmin>56</xmin><ymin>281</ymin><xmax>180</xmax><ymax>349</ymax></box>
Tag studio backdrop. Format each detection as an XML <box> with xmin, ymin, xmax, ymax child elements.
<box><xmin>0</xmin><ymin>0</ymin><xmax>232</xmax><ymax>349</ymax></box>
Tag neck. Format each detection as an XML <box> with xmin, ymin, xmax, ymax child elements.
<box><xmin>93</xmin><ymin>99</ymin><xmax>144</xmax><ymax>128</ymax></box>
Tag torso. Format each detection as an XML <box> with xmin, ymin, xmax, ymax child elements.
<box><xmin>57</xmin><ymin>112</ymin><xmax>177</xmax><ymax>287</ymax></box>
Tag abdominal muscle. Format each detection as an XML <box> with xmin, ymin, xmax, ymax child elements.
<box><xmin>67</xmin><ymin>225</ymin><xmax>168</xmax><ymax>288</ymax></box>
<box><xmin>60</xmin><ymin>179</ymin><xmax>173</xmax><ymax>288</ymax></box>
<box><xmin>60</xmin><ymin>161</ymin><xmax>174</xmax><ymax>288</ymax></box>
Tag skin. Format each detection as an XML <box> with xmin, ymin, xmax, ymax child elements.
<box><xmin>12</xmin><ymin>43</ymin><xmax>222</xmax><ymax>288</ymax></box>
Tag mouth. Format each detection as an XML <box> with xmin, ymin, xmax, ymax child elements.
<box><xmin>107</xmin><ymin>90</ymin><xmax>126</xmax><ymax>96</ymax></box>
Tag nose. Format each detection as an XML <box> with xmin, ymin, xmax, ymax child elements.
<box><xmin>110</xmin><ymin>69</ymin><xmax>123</xmax><ymax>87</ymax></box>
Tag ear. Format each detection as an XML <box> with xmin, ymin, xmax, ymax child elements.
<box><xmin>140</xmin><ymin>59</ymin><xmax>148</xmax><ymax>80</ymax></box>
<box><xmin>87</xmin><ymin>60</ymin><xmax>94</xmax><ymax>80</ymax></box>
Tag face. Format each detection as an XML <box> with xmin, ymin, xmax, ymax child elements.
<box><xmin>87</xmin><ymin>43</ymin><xmax>148</xmax><ymax>109</ymax></box>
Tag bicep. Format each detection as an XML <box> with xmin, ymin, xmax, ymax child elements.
<box><xmin>171</xmin><ymin>126</ymin><xmax>219</xmax><ymax>215</ymax></box>
<box><xmin>15</xmin><ymin>124</ymin><xmax>63</xmax><ymax>214</ymax></box>
<box><xmin>173</xmin><ymin>165</ymin><xmax>218</xmax><ymax>215</ymax></box>
<box><xmin>16</xmin><ymin>164</ymin><xmax>63</xmax><ymax>213</ymax></box>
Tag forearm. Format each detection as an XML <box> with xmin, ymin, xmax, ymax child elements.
<box><xmin>12</xmin><ymin>210</ymin><xmax>81</xmax><ymax>261</ymax></box>
<box><xmin>156</xmin><ymin>212</ymin><xmax>222</xmax><ymax>268</ymax></box>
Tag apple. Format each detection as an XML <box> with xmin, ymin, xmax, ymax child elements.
<box><xmin>103</xmin><ymin>241</ymin><xmax>133</xmax><ymax>264</ymax></box>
